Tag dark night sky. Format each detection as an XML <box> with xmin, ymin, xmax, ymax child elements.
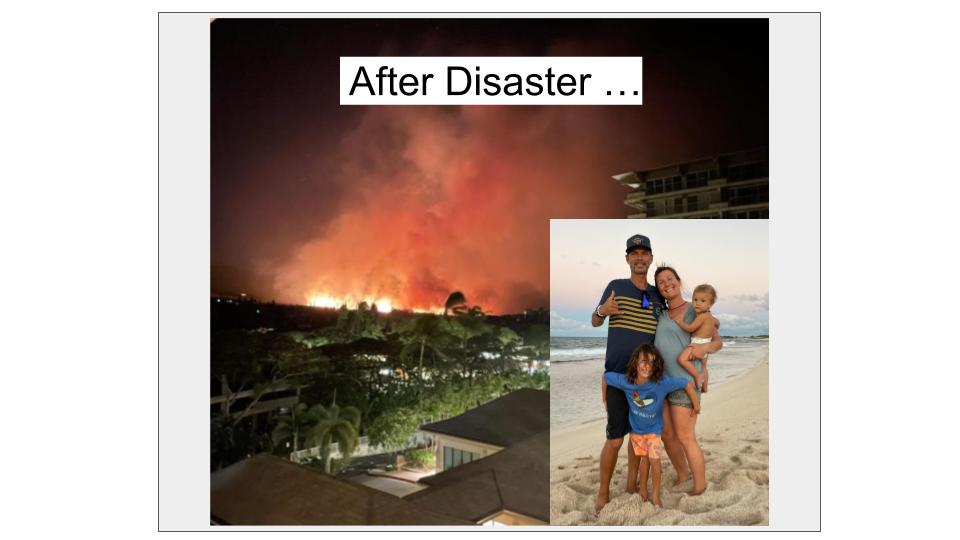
<box><xmin>211</xmin><ymin>18</ymin><xmax>767</xmax><ymax>313</ymax></box>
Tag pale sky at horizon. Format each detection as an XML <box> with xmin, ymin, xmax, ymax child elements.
<box><xmin>551</xmin><ymin>219</ymin><xmax>769</xmax><ymax>337</ymax></box>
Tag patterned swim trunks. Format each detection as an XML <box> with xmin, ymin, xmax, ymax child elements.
<box><xmin>630</xmin><ymin>433</ymin><xmax>665</xmax><ymax>459</ymax></box>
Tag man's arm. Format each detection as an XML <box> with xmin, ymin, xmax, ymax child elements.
<box><xmin>592</xmin><ymin>290</ymin><xmax>621</xmax><ymax>327</ymax></box>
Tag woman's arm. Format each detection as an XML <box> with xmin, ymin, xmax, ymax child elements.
<box><xmin>688</xmin><ymin>329</ymin><xmax>723</xmax><ymax>360</ymax></box>
<box><xmin>706</xmin><ymin>329</ymin><xmax>723</xmax><ymax>353</ymax></box>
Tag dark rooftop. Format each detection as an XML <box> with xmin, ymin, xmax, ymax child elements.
<box><xmin>210</xmin><ymin>454</ymin><xmax>472</xmax><ymax>526</ymax></box>
<box><xmin>408</xmin><ymin>431</ymin><xmax>549</xmax><ymax>524</ymax></box>
<box><xmin>419</xmin><ymin>388</ymin><xmax>549</xmax><ymax>447</ymax></box>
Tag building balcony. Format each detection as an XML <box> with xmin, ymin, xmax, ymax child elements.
<box><xmin>708</xmin><ymin>177</ymin><xmax>728</xmax><ymax>187</ymax></box>
<box><xmin>633</xmin><ymin>184</ymin><xmax>716</xmax><ymax>201</ymax></box>
<box><xmin>625</xmin><ymin>191</ymin><xmax>648</xmax><ymax>203</ymax></box>
<box><xmin>725</xmin><ymin>197</ymin><xmax>768</xmax><ymax>208</ymax></box>
<box><xmin>721</xmin><ymin>201</ymin><xmax>768</xmax><ymax>213</ymax></box>
<box><xmin>727</xmin><ymin>175</ymin><xmax>768</xmax><ymax>186</ymax></box>
<box><xmin>628</xmin><ymin>208</ymin><xmax>725</xmax><ymax>219</ymax></box>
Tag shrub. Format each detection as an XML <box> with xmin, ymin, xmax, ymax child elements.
<box><xmin>403</xmin><ymin>449</ymin><xmax>436</xmax><ymax>470</ymax></box>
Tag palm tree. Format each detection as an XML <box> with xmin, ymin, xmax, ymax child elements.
<box><xmin>271</xmin><ymin>402</ymin><xmax>312</xmax><ymax>453</ymax></box>
<box><xmin>398</xmin><ymin>314</ymin><xmax>447</xmax><ymax>393</ymax></box>
<box><xmin>443</xmin><ymin>291</ymin><xmax>467</xmax><ymax>316</ymax></box>
<box><xmin>442</xmin><ymin>315</ymin><xmax>493</xmax><ymax>377</ymax></box>
<box><xmin>304</xmin><ymin>402</ymin><xmax>362</xmax><ymax>473</ymax></box>
<box><xmin>522</xmin><ymin>323</ymin><xmax>550</xmax><ymax>372</ymax></box>
<box><xmin>495</xmin><ymin>327</ymin><xmax>522</xmax><ymax>372</ymax></box>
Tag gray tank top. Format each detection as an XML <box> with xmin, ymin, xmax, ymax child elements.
<box><xmin>654</xmin><ymin>304</ymin><xmax>700</xmax><ymax>382</ymax></box>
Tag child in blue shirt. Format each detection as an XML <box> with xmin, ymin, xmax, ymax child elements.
<box><xmin>604</xmin><ymin>343</ymin><xmax>701</xmax><ymax>507</ymax></box>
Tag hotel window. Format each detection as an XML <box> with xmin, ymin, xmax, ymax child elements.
<box><xmin>673</xmin><ymin>198</ymin><xmax>683</xmax><ymax>213</ymax></box>
<box><xmin>443</xmin><ymin>447</ymin><xmax>479</xmax><ymax>470</ymax></box>
<box><xmin>686</xmin><ymin>171</ymin><xmax>707</xmax><ymax>188</ymax></box>
<box><xmin>687</xmin><ymin>195</ymin><xmax>698</xmax><ymax>211</ymax></box>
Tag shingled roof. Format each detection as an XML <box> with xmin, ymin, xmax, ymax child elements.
<box><xmin>211</xmin><ymin>454</ymin><xmax>471</xmax><ymax>525</ymax></box>
<box><xmin>407</xmin><ymin>430</ymin><xmax>549</xmax><ymax>523</ymax></box>
<box><xmin>419</xmin><ymin>388</ymin><xmax>549</xmax><ymax>447</ymax></box>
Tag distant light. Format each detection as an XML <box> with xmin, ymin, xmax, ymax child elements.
<box><xmin>256</xmin><ymin>309</ymin><xmax>260</xmax><ymax>314</ymax></box>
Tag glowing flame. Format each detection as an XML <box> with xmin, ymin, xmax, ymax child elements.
<box><xmin>307</xmin><ymin>294</ymin><xmax>342</xmax><ymax>309</ymax></box>
<box><xmin>306</xmin><ymin>293</ymin><xmax>394</xmax><ymax>313</ymax></box>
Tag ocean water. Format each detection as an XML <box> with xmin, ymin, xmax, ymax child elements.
<box><xmin>550</xmin><ymin>336</ymin><xmax>769</xmax><ymax>430</ymax></box>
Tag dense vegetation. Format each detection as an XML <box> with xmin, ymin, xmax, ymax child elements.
<box><xmin>211</xmin><ymin>292</ymin><xmax>549</xmax><ymax>472</ymax></box>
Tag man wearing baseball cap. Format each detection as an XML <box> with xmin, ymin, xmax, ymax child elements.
<box><xmin>591</xmin><ymin>233</ymin><xmax>665</xmax><ymax>514</ymax></box>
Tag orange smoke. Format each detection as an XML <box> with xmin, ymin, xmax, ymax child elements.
<box><xmin>270</xmin><ymin>105</ymin><xmax>629</xmax><ymax>314</ymax></box>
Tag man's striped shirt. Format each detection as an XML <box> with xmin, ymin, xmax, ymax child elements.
<box><xmin>599</xmin><ymin>279</ymin><xmax>665</xmax><ymax>373</ymax></box>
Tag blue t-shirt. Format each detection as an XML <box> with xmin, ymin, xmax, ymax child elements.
<box><xmin>599</xmin><ymin>279</ymin><xmax>665</xmax><ymax>373</ymax></box>
<box><xmin>604</xmin><ymin>372</ymin><xmax>689</xmax><ymax>435</ymax></box>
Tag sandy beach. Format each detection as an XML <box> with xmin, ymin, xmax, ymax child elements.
<box><xmin>550</xmin><ymin>358</ymin><xmax>769</xmax><ymax>526</ymax></box>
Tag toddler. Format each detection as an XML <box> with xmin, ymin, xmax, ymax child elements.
<box><xmin>675</xmin><ymin>284</ymin><xmax>719</xmax><ymax>392</ymax></box>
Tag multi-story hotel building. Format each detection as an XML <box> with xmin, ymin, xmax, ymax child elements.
<box><xmin>612</xmin><ymin>148</ymin><xmax>768</xmax><ymax>218</ymax></box>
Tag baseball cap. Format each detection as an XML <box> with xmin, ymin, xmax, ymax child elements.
<box><xmin>625</xmin><ymin>234</ymin><xmax>652</xmax><ymax>253</ymax></box>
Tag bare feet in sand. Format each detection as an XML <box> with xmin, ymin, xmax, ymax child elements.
<box><xmin>594</xmin><ymin>494</ymin><xmax>609</xmax><ymax>516</ymax></box>
<box><xmin>673</xmin><ymin>474</ymin><xmax>689</xmax><ymax>487</ymax></box>
<box><xmin>639</xmin><ymin>488</ymin><xmax>648</xmax><ymax>502</ymax></box>
<box><xmin>688</xmin><ymin>485</ymin><xmax>707</xmax><ymax>496</ymax></box>
<box><xmin>652</xmin><ymin>492</ymin><xmax>663</xmax><ymax>508</ymax></box>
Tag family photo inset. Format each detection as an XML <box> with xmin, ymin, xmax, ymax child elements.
<box><xmin>549</xmin><ymin>219</ymin><xmax>769</xmax><ymax>526</ymax></box>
